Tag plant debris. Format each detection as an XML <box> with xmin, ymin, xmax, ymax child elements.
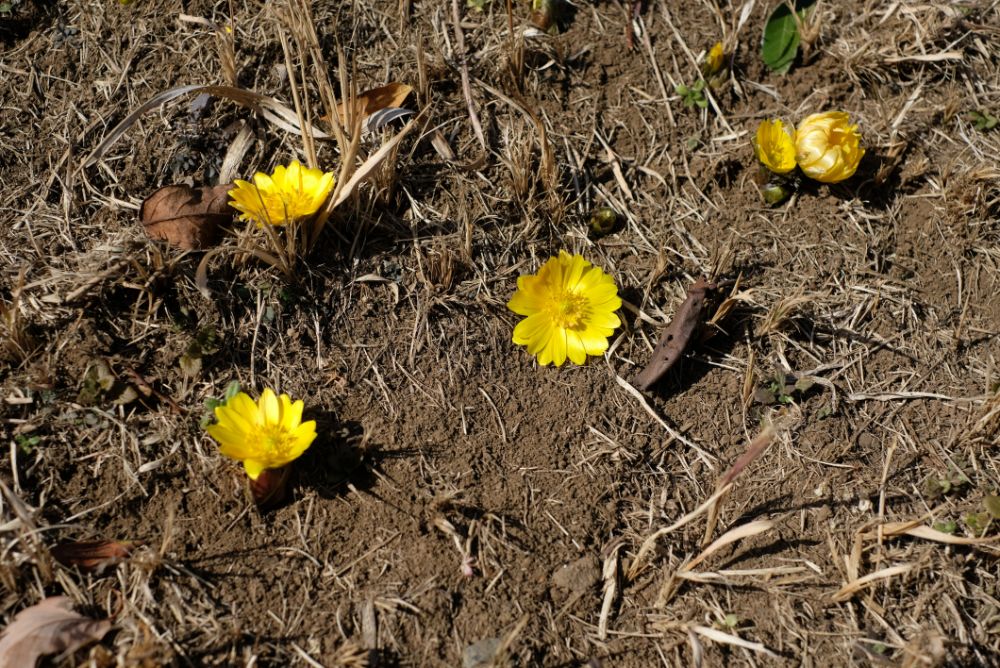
<box><xmin>325</xmin><ymin>82</ymin><xmax>413</xmax><ymax>127</ymax></box>
<box><xmin>140</xmin><ymin>183</ymin><xmax>234</xmax><ymax>250</ymax></box>
<box><xmin>51</xmin><ymin>540</ymin><xmax>139</xmax><ymax>572</ymax></box>
<box><xmin>0</xmin><ymin>597</ymin><xmax>111</xmax><ymax>668</ymax></box>
<box><xmin>633</xmin><ymin>278</ymin><xmax>716</xmax><ymax>391</ymax></box>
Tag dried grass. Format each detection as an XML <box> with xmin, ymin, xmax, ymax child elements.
<box><xmin>1</xmin><ymin>0</ymin><xmax>999</xmax><ymax>664</ymax></box>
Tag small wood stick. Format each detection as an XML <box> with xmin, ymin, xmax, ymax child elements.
<box><xmin>632</xmin><ymin>277</ymin><xmax>716</xmax><ymax>391</ymax></box>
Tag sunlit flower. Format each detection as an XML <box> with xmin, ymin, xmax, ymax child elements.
<box><xmin>507</xmin><ymin>251</ymin><xmax>622</xmax><ymax>367</ymax></box>
<box><xmin>207</xmin><ymin>389</ymin><xmax>317</xmax><ymax>480</ymax></box>
<box><xmin>704</xmin><ymin>41</ymin><xmax>725</xmax><ymax>76</ymax></box>
<box><xmin>228</xmin><ymin>161</ymin><xmax>335</xmax><ymax>226</ymax></box>
<box><xmin>754</xmin><ymin>119</ymin><xmax>797</xmax><ymax>174</ymax></box>
<box><xmin>795</xmin><ymin>112</ymin><xmax>864</xmax><ymax>183</ymax></box>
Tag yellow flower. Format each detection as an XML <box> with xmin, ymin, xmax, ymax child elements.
<box><xmin>507</xmin><ymin>251</ymin><xmax>622</xmax><ymax>367</ymax></box>
<box><xmin>754</xmin><ymin>119</ymin><xmax>797</xmax><ymax>174</ymax></box>
<box><xmin>704</xmin><ymin>42</ymin><xmax>725</xmax><ymax>76</ymax></box>
<box><xmin>794</xmin><ymin>112</ymin><xmax>865</xmax><ymax>183</ymax></box>
<box><xmin>228</xmin><ymin>161</ymin><xmax>335</xmax><ymax>226</ymax></box>
<box><xmin>207</xmin><ymin>389</ymin><xmax>317</xmax><ymax>480</ymax></box>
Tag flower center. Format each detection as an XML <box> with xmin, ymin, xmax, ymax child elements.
<box><xmin>252</xmin><ymin>424</ymin><xmax>295</xmax><ymax>460</ymax></box>
<box><xmin>547</xmin><ymin>291</ymin><xmax>590</xmax><ymax>330</ymax></box>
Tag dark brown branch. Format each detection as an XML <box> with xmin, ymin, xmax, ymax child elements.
<box><xmin>632</xmin><ymin>277</ymin><xmax>716</xmax><ymax>391</ymax></box>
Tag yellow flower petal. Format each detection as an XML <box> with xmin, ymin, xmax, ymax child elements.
<box><xmin>563</xmin><ymin>253</ymin><xmax>588</xmax><ymax>290</ymax></box>
<box><xmin>527</xmin><ymin>326</ymin><xmax>554</xmax><ymax>358</ymax></box>
<box><xmin>579</xmin><ymin>329</ymin><xmax>611</xmax><ymax>356</ymax></box>
<box><xmin>507</xmin><ymin>288</ymin><xmax>544</xmax><ymax>316</ymax></box>
<box><xmin>513</xmin><ymin>312</ymin><xmax>551</xmax><ymax>346</ymax></box>
<box><xmin>243</xmin><ymin>459</ymin><xmax>266</xmax><ymax>480</ymax></box>
<box><xmin>566</xmin><ymin>331</ymin><xmax>588</xmax><ymax>365</ymax></box>
<box><xmin>705</xmin><ymin>41</ymin><xmax>725</xmax><ymax>76</ymax></box>
<box><xmin>257</xmin><ymin>388</ymin><xmax>278</xmax><ymax>425</ymax></box>
<box><xmin>588</xmin><ymin>310</ymin><xmax>622</xmax><ymax>330</ymax></box>
<box><xmin>207</xmin><ymin>424</ymin><xmax>254</xmax><ymax>459</ymax></box>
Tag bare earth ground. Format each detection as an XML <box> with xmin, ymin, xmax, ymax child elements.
<box><xmin>2</xmin><ymin>0</ymin><xmax>1000</xmax><ymax>666</ymax></box>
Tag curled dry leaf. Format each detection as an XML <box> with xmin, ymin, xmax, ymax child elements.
<box><xmin>325</xmin><ymin>82</ymin><xmax>413</xmax><ymax>126</ymax></box>
<box><xmin>140</xmin><ymin>183</ymin><xmax>235</xmax><ymax>250</ymax></box>
<box><xmin>633</xmin><ymin>278</ymin><xmax>717</xmax><ymax>391</ymax></box>
<box><xmin>0</xmin><ymin>597</ymin><xmax>110</xmax><ymax>668</ymax></box>
<box><xmin>51</xmin><ymin>540</ymin><xmax>138</xmax><ymax>573</ymax></box>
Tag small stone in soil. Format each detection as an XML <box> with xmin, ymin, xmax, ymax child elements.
<box><xmin>463</xmin><ymin>637</ymin><xmax>501</xmax><ymax>668</ymax></box>
<box><xmin>551</xmin><ymin>554</ymin><xmax>601</xmax><ymax>594</ymax></box>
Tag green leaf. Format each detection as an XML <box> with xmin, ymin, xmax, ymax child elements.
<box><xmin>965</xmin><ymin>511</ymin><xmax>990</xmax><ymax>537</ymax></box>
<box><xmin>761</xmin><ymin>0</ymin><xmax>816</xmax><ymax>74</ymax></box>
<box><xmin>985</xmin><ymin>494</ymin><xmax>1000</xmax><ymax>519</ymax></box>
<box><xmin>223</xmin><ymin>380</ymin><xmax>242</xmax><ymax>402</ymax></box>
<box><xmin>15</xmin><ymin>434</ymin><xmax>40</xmax><ymax>454</ymax></box>
<box><xmin>971</xmin><ymin>110</ymin><xmax>999</xmax><ymax>131</ymax></box>
<box><xmin>793</xmin><ymin>377</ymin><xmax>815</xmax><ymax>393</ymax></box>
<box><xmin>933</xmin><ymin>520</ymin><xmax>957</xmax><ymax>534</ymax></box>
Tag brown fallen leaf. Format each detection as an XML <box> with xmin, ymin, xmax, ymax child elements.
<box><xmin>51</xmin><ymin>540</ymin><xmax>139</xmax><ymax>573</ymax></box>
<box><xmin>325</xmin><ymin>82</ymin><xmax>413</xmax><ymax>126</ymax></box>
<box><xmin>0</xmin><ymin>597</ymin><xmax>110</xmax><ymax>668</ymax></box>
<box><xmin>140</xmin><ymin>183</ymin><xmax>234</xmax><ymax>250</ymax></box>
<box><xmin>632</xmin><ymin>277</ymin><xmax>717</xmax><ymax>391</ymax></box>
<box><xmin>119</xmin><ymin>364</ymin><xmax>184</xmax><ymax>415</ymax></box>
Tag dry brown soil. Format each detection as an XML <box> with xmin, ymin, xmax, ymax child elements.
<box><xmin>2</xmin><ymin>0</ymin><xmax>1000</xmax><ymax>666</ymax></box>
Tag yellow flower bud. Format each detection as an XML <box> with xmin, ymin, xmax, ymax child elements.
<box><xmin>704</xmin><ymin>42</ymin><xmax>725</xmax><ymax>76</ymax></box>
<box><xmin>794</xmin><ymin>112</ymin><xmax>864</xmax><ymax>183</ymax></box>
<box><xmin>754</xmin><ymin>119</ymin><xmax>797</xmax><ymax>175</ymax></box>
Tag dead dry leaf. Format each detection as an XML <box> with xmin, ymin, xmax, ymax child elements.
<box><xmin>0</xmin><ymin>597</ymin><xmax>110</xmax><ymax>668</ymax></box>
<box><xmin>51</xmin><ymin>540</ymin><xmax>138</xmax><ymax>573</ymax></box>
<box><xmin>831</xmin><ymin>563</ymin><xmax>915</xmax><ymax>602</ymax></box>
<box><xmin>633</xmin><ymin>278</ymin><xmax>717</xmax><ymax>391</ymax></box>
<box><xmin>879</xmin><ymin>522</ymin><xmax>1000</xmax><ymax>546</ymax></box>
<box><xmin>682</xmin><ymin>520</ymin><xmax>775</xmax><ymax>573</ymax></box>
<box><xmin>326</xmin><ymin>82</ymin><xmax>413</xmax><ymax>125</ymax></box>
<box><xmin>140</xmin><ymin>184</ymin><xmax>234</xmax><ymax>250</ymax></box>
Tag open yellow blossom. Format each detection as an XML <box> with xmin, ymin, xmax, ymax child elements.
<box><xmin>795</xmin><ymin>112</ymin><xmax>864</xmax><ymax>183</ymax></box>
<box><xmin>207</xmin><ymin>389</ymin><xmax>317</xmax><ymax>480</ymax></box>
<box><xmin>228</xmin><ymin>161</ymin><xmax>335</xmax><ymax>226</ymax></box>
<box><xmin>507</xmin><ymin>251</ymin><xmax>622</xmax><ymax>367</ymax></box>
<box><xmin>754</xmin><ymin>119</ymin><xmax>797</xmax><ymax>174</ymax></box>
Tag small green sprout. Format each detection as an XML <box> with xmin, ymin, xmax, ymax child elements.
<box><xmin>965</xmin><ymin>511</ymin><xmax>990</xmax><ymax>537</ymax></box>
<box><xmin>932</xmin><ymin>520</ymin><xmax>957</xmax><ymax>535</ymax></box>
<box><xmin>675</xmin><ymin>80</ymin><xmax>708</xmax><ymax>109</ymax></box>
<box><xmin>969</xmin><ymin>110</ymin><xmax>998</xmax><ymax>131</ymax></box>
<box><xmin>15</xmin><ymin>434</ymin><xmax>40</xmax><ymax>454</ymax></box>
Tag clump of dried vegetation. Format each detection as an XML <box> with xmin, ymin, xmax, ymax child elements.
<box><xmin>1</xmin><ymin>0</ymin><xmax>999</xmax><ymax>665</ymax></box>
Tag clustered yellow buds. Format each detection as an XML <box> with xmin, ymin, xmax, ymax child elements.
<box><xmin>753</xmin><ymin>111</ymin><xmax>865</xmax><ymax>185</ymax></box>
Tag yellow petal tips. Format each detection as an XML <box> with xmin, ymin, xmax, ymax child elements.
<box><xmin>228</xmin><ymin>160</ymin><xmax>335</xmax><ymax>227</ymax></box>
